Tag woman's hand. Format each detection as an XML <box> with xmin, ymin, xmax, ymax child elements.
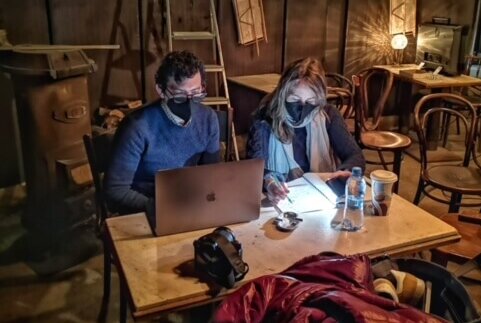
<box><xmin>265</xmin><ymin>176</ymin><xmax>290</xmax><ymax>205</ymax></box>
<box><xmin>325</xmin><ymin>170</ymin><xmax>352</xmax><ymax>182</ymax></box>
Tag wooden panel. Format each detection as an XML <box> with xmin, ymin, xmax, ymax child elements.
<box><xmin>418</xmin><ymin>0</ymin><xmax>478</xmax><ymax>57</ymax></box>
<box><xmin>143</xmin><ymin>0</ymin><xmax>219</xmax><ymax>101</ymax></box>
<box><xmin>344</xmin><ymin>0</ymin><xmax>392</xmax><ymax>76</ymax></box>
<box><xmin>0</xmin><ymin>0</ymin><xmax>49</xmax><ymax>187</ymax></box>
<box><xmin>0</xmin><ymin>0</ymin><xmax>50</xmax><ymax>44</ymax></box>
<box><xmin>284</xmin><ymin>0</ymin><xmax>327</xmax><ymax>67</ymax></box>
<box><xmin>219</xmin><ymin>0</ymin><xmax>284</xmax><ymax>76</ymax></box>
<box><xmin>324</xmin><ymin>0</ymin><xmax>347</xmax><ymax>73</ymax></box>
<box><xmin>49</xmin><ymin>0</ymin><xmax>142</xmax><ymax>110</ymax></box>
<box><xmin>418</xmin><ymin>0</ymin><xmax>476</xmax><ymax>25</ymax></box>
<box><xmin>142</xmin><ymin>0</ymin><xmax>167</xmax><ymax>102</ymax></box>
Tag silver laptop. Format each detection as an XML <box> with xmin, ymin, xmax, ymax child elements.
<box><xmin>153</xmin><ymin>159</ymin><xmax>264</xmax><ymax>236</ymax></box>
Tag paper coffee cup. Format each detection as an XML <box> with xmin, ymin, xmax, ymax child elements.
<box><xmin>370</xmin><ymin>170</ymin><xmax>398</xmax><ymax>216</ymax></box>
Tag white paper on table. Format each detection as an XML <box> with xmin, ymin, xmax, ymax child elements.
<box><xmin>277</xmin><ymin>173</ymin><xmax>337</xmax><ymax>214</ymax></box>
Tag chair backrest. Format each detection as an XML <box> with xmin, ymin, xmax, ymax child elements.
<box><xmin>326</xmin><ymin>73</ymin><xmax>354</xmax><ymax>120</ymax></box>
<box><xmin>352</xmin><ymin>68</ymin><xmax>394</xmax><ymax>139</ymax></box>
<box><xmin>83</xmin><ymin>130</ymin><xmax>116</xmax><ymax>231</ymax></box>
<box><xmin>214</xmin><ymin>106</ymin><xmax>233</xmax><ymax>161</ymax></box>
<box><xmin>327</xmin><ymin>87</ymin><xmax>354</xmax><ymax>120</ymax></box>
<box><xmin>413</xmin><ymin>93</ymin><xmax>479</xmax><ymax>170</ymax></box>
<box><xmin>326</xmin><ymin>72</ymin><xmax>354</xmax><ymax>91</ymax></box>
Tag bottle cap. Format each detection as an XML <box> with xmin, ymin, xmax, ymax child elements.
<box><xmin>370</xmin><ymin>170</ymin><xmax>398</xmax><ymax>183</ymax></box>
<box><xmin>352</xmin><ymin>166</ymin><xmax>362</xmax><ymax>177</ymax></box>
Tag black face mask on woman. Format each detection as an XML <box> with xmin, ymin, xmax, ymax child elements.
<box><xmin>285</xmin><ymin>101</ymin><xmax>317</xmax><ymax>125</ymax></box>
<box><xmin>167</xmin><ymin>99</ymin><xmax>193</xmax><ymax>122</ymax></box>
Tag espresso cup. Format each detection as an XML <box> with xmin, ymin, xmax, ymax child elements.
<box><xmin>370</xmin><ymin>170</ymin><xmax>398</xmax><ymax>216</ymax></box>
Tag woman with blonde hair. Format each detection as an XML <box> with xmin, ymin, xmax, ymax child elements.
<box><xmin>247</xmin><ymin>57</ymin><xmax>365</xmax><ymax>203</ymax></box>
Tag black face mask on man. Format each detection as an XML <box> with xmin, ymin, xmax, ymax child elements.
<box><xmin>167</xmin><ymin>98</ymin><xmax>193</xmax><ymax>122</ymax></box>
<box><xmin>285</xmin><ymin>101</ymin><xmax>317</xmax><ymax>125</ymax></box>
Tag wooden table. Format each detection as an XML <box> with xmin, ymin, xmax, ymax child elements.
<box><xmin>227</xmin><ymin>73</ymin><xmax>281</xmax><ymax>94</ymax></box>
<box><xmin>375</xmin><ymin>64</ymin><xmax>481</xmax><ymax>89</ymax></box>
<box><xmin>227</xmin><ymin>74</ymin><xmax>281</xmax><ymax>134</ymax></box>
<box><xmin>106</xmin><ymin>193</ymin><xmax>460</xmax><ymax>320</ymax></box>
<box><xmin>375</xmin><ymin>64</ymin><xmax>481</xmax><ymax>150</ymax></box>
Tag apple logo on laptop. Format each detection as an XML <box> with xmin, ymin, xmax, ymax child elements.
<box><xmin>206</xmin><ymin>191</ymin><xmax>216</xmax><ymax>202</ymax></box>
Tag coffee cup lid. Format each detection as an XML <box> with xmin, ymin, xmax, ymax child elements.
<box><xmin>370</xmin><ymin>170</ymin><xmax>398</xmax><ymax>183</ymax></box>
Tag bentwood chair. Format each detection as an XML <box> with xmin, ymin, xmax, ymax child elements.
<box><xmin>83</xmin><ymin>130</ymin><xmax>116</xmax><ymax>323</ymax></box>
<box><xmin>413</xmin><ymin>93</ymin><xmax>481</xmax><ymax>212</ymax></box>
<box><xmin>441</xmin><ymin>55</ymin><xmax>481</xmax><ymax>147</ymax></box>
<box><xmin>352</xmin><ymin>67</ymin><xmax>412</xmax><ymax>193</ymax></box>
<box><xmin>326</xmin><ymin>72</ymin><xmax>354</xmax><ymax>91</ymax></box>
<box><xmin>326</xmin><ymin>73</ymin><xmax>355</xmax><ymax>121</ymax></box>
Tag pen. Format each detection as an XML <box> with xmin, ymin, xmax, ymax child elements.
<box><xmin>272</xmin><ymin>176</ymin><xmax>294</xmax><ymax>204</ymax></box>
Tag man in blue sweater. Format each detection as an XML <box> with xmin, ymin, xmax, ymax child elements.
<box><xmin>104</xmin><ymin>51</ymin><xmax>220</xmax><ymax>214</ymax></box>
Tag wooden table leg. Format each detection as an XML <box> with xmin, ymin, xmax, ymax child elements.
<box><xmin>425</xmin><ymin>88</ymin><xmax>445</xmax><ymax>151</ymax></box>
<box><xmin>392</xmin><ymin>151</ymin><xmax>402</xmax><ymax>193</ymax></box>
<box><xmin>119</xmin><ymin>279</ymin><xmax>127</xmax><ymax>323</ymax></box>
<box><xmin>397</xmin><ymin>80</ymin><xmax>413</xmax><ymax>134</ymax></box>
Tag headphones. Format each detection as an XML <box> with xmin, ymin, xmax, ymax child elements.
<box><xmin>193</xmin><ymin>226</ymin><xmax>249</xmax><ymax>288</ymax></box>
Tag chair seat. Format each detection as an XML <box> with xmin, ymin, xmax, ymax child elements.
<box><xmin>435</xmin><ymin>213</ymin><xmax>481</xmax><ymax>263</ymax></box>
<box><xmin>426</xmin><ymin>165</ymin><xmax>481</xmax><ymax>194</ymax></box>
<box><xmin>361</xmin><ymin>131</ymin><xmax>412</xmax><ymax>150</ymax></box>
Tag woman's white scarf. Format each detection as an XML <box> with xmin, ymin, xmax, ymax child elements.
<box><xmin>267</xmin><ymin>109</ymin><xmax>338</xmax><ymax>175</ymax></box>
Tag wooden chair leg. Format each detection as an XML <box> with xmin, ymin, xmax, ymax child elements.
<box><xmin>392</xmin><ymin>151</ymin><xmax>403</xmax><ymax>194</ymax></box>
<box><xmin>377</xmin><ymin>150</ymin><xmax>389</xmax><ymax>170</ymax></box>
<box><xmin>431</xmin><ymin>249</ymin><xmax>449</xmax><ymax>267</ymax></box>
<box><xmin>97</xmin><ymin>246</ymin><xmax>112</xmax><ymax>323</ymax></box>
<box><xmin>119</xmin><ymin>279</ymin><xmax>127</xmax><ymax>323</ymax></box>
<box><xmin>413</xmin><ymin>177</ymin><xmax>424</xmax><ymax>205</ymax></box>
<box><xmin>441</xmin><ymin>112</ymin><xmax>450</xmax><ymax>147</ymax></box>
<box><xmin>448</xmin><ymin>192</ymin><xmax>462</xmax><ymax>213</ymax></box>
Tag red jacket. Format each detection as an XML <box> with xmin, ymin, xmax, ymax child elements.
<box><xmin>214</xmin><ymin>253</ymin><xmax>445</xmax><ymax>323</ymax></box>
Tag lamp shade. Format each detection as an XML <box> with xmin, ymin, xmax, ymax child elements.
<box><xmin>391</xmin><ymin>34</ymin><xmax>408</xmax><ymax>50</ymax></box>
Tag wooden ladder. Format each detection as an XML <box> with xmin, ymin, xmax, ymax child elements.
<box><xmin>165</xmin><ymin>0</ymin><xmax>239</xmax><ymax>161</ymax></box>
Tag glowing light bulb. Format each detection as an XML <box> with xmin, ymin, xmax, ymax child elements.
<box><xmin>391</xmin><ymin>34</ymin><xmax>408</xmax><ymax>50</ymax></box>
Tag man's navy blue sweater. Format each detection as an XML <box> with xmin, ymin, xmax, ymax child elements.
<box><xmin>104</xmin><ymin>101</ymin><xmax>220</xmax><ymax>214</ymax></box>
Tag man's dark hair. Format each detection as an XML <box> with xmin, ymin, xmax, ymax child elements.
<box><xmin>155</xmin><ymin>50</ymin><xmax>206</xmax><ymax>91</ymax></box>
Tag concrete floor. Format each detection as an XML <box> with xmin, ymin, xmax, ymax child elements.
<box><xmin>0</xmin><ymin>148</ymin><xmax>480</xmax><ymax>322</ymax></box>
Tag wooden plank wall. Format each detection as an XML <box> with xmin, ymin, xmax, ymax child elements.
<box><xmin>0</xmin><ymin>0</ymin><xmax>50</xmax><ymax>187</ymax></box>
<box><xmin>49</xmin><ymin>0</ymin><xmax>142</xmax><ymax>108</ymax></box>
<box><xmin>283</xmin><ymin>0</ymin><xmax>328</xmax><ymax>67</ymax></box>
<box><xmin>0</xmin><ymin>0</ymin><xmax>478</xmax><ymax>187</ymax></box>
<box><xmin>344</xmin><ymin>0</ymin><xmax>392</xmax><ymax>77</ymax></box>
<box><xmin>218</xmin><ymin>0</ymin><xmax>285</xmax><ymax>76</ymax></box>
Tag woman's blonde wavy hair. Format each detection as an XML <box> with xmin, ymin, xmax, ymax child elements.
<box><xmin>257</xmin><ymin>57</ymin><xmax>328</xmax><ymax>143</ymax></box>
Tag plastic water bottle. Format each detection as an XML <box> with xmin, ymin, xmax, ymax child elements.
<box><xmin>340</xmin><ymin>167</ymin><xmax>366</xmax><ymax>231</ymax></box>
